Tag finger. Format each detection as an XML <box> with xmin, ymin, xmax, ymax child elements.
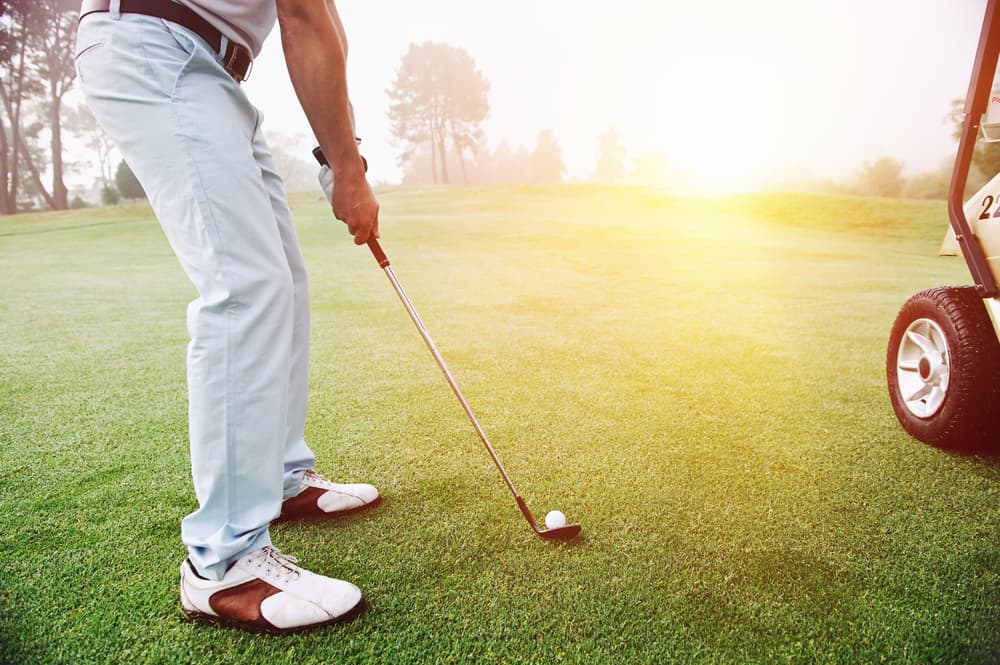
<box><xmin>353</xmin><ymin>221</ymin><xmax>369</xmax><ymax>245</ymax></box>
<box><xmin>355</xmin><ymin>210</ymin><xmax>377</xmax><ymax>245</ymax></box>
<box><xmin>354</xmin><ymin>218</ymin><xmax>371</xmax><ymax>245</ymax></box>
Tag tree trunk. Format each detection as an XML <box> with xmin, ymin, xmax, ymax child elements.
<box><xmin>16</xmin><ymin>131</ymin><xmax>57</xmax><ymax>210</ymax></box>
<box><xmin>98</xmin><ymin>138</ymin><xmax>112</xmax><ymax>188</ymax></box>
<box><xmin>0</xmin><ymin>122</ymin><xmax>10</xmax><ymax>214</ymax></box>
<box><xmin>436</xmin><ymin>115</ymin><xmax>450</xmax><ymax>185</ymax></box>
<box><xmin>10</xmin><ymin>29</ymin><xmax>30</xmax><ymax>210</ymax></box>
<box><xmin>46</xmin><ymin>7</ymin><xmax>74</xmax><ymax>211</ymax></box>
<box><xmin>49</xmin><ymin>93</ymin><xmax>68</xmax><ymax>210</ymax></box>
<box><xmin>453</xmin><ymin>125</ymin><xmax>468</xmax><ymax>184</ymax></box>
<box><xmin>0</xmin><ymin>85</ymin><xmax>57</xmax><ymax>210</ymax></box>
<box><xmin>437</xmin><ymin>135</ymin><xmax>450</xmax><ymax>184</ymax></box>
<box><xmin>457</xmin><ymin>148</ymin><xmax>468</xmax><ymax>184</ymax></box>
<box><xmin>429</xmin><ymin>118</ymin><xmax>438</xmax><ymax>184</ymax></box>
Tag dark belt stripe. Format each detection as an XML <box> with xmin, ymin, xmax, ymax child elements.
<box><xmin>78</xmin><ymin>0</ymin><xmax>252</xmax><ymax>81</ymax></box>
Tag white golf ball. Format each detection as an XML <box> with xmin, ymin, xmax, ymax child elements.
<box><xmin>545</xmin><ymin>510</ymin><xmax>567</xmax><ymax>529</ymax></box>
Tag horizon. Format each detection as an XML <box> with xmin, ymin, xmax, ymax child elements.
<box><xmin>49</xmin><ymin>1</ymin><xmax>991</xmax><ymax>197</ymax></box>
<box><xmin>242</xmin><ymin>0</ymin><xmax>986</xmax><ymax>191</ymax></box>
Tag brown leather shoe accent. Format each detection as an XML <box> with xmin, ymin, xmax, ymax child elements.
<box><xmin>279</xmin><ymin>486</ymin><xmax>326</xmax><ymax>519</ymax></box>
<box><xmin>277</xmin><ymin>486</ymin><xmax>383</xmax><ymax>522</ymax></box>
<box><xmin>183</xmin><ymin>595</ymin><xmax>368</xmax><ymax>635</ymax></box>
<box><xmin>208</xmin><ymin>579</ymin><xmax>281</xmax><ymax>625</ymax></box>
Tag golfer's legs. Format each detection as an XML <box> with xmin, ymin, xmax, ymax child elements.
<box><xmin>249</xmin><ymin>125</ymin><xmax>317</xmax><ymax>495</ymax></box>
<box><xmin>76</xmin><ymin>14</ymin><xmax>289</xmax><ymax>580</ymax></box>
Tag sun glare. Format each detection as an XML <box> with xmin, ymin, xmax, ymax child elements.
<box><xmin>605</xmin><ymin>2</ymin><xmax>818</xmax><ymax>195</ymax></box>
<box><xmin>617</xmin><ymin>64</ymin><xmax>768</xmax><ymax>194</ymax></box>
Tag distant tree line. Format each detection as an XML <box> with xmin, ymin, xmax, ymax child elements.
<box><xmin>1</xmin><ymin>14</ymin><xmax>992</xmax><ymax>214</ymax></box>
<box><xmin>766</xmin><ymin>156</ymin><xmax>961</xmax><ymax>200</ymax></box>
<box><xmin>397</xmin><ymin>129</ymin><xmax>567</xmax><ymax>185</ymax></box>
<box><xmin>388</xmin><ymin>41</ymin><xmax>570</xmax><ymax>185</ymax></box>
<box><xmin>385</xmin><ymin>42</ymin><xmax>978</xmax><ymax>197</ymax></box>
<box><xmin>778</xmin><ymin>102</ymin><xmax>997</xmax><ymax>201</ymax></box>
<box><xmin>386</xmin><ymin>46</ymin><xmax>670</xmax><ymax>187</ymax></box>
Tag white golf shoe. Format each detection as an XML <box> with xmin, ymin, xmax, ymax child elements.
<box><xmin>180</xmin><ymin>546</ymin><xmax>365</xmax><ymax>634</ymax></box>
<box><xmin>278</xmin><ymin>470</ymin><xmax>381</xmax><ymax>521</ymax></box>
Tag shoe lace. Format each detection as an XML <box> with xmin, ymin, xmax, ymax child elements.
<box><xmin>251</xmin><ymin>546</ymin><xmax>302</xmax><ymax>584</ymax></box>
<box><xmin>302</xmin><ymin>469</ymin><xmax>336</xmax><ymax>490</ymax></box>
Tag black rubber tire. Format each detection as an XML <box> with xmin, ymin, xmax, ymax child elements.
<box><xmin>886</xmin><ymin>286</ymin><xmax>1000</xmax><ymax>452</ymax></box>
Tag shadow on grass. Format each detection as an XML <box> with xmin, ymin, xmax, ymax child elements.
<box><xmin>944</xmin><ymin>447</ymin><xmax>1000</xmax><ymax>478</ymax></box>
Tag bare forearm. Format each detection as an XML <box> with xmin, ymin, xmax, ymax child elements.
<box><xmin>278</xmin><ymin>0</ymin><xmax>361</xmax><ymax>178</ymax></box>
<box><xmin>325</xmin><ymin>0</ymin><xmax>348</xmax><ymax>58</ymax></box>
<box><xmin>276</xmin><ymin>0</ymin><xmax>378</xmax><ymax>244</ymax></box>
<box><xmin>324</xmin><ymin>0</ymin><xmax>355</xmax><ymax>131</ymax></box>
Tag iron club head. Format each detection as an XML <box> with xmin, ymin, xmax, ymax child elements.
<box><xmin>535</xmin><ymin>522</ymin><xmax>583</xmax><ymax>540</ymax></box>
<box><xmin>517</xmin><ymin>497</ymin><xmax>581</xmax><ymax>541</ymax></box>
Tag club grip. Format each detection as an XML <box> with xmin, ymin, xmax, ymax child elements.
<box><xmin>368</xmin><ymin>238</ymin><xmax>389</xmax><ymax>268</ymax></box>
<box><xmin>312</xmin><ymin>146</ymin><xmax>328</xmax><ymax>167</ymax></box>
<box><xmin>312</xmin><ymin>146</ymin><xmax>367</xmax><ymax>172</ymax></box>
<box><xmin>313</xmin><ymin>146</ymin><xmax>386</xmax><ymax>267</ymax></box>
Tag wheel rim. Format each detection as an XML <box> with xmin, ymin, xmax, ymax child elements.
<box><xmin>895</xmin><ymin>318</ymin><xmax>951</xmax><ymax>418</ymax></box>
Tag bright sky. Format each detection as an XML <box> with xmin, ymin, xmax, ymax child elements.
<box><xmin>244</xmin><ymin>0</ymin><xmax>985</xmax><ymax>189</ymax></box>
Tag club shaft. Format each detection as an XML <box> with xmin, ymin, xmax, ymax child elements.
<box><xmin>379</xmin><ymin>264</ymin><xmax>522</xmax><ymax>499</ymax></box>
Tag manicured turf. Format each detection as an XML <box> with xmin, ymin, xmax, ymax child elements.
<box><xmin>1</xmin><ymin>187</ymin><xmax>998</xmax><ymax>663</ymax></box>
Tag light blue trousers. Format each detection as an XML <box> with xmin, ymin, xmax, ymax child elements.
<box><xmin>76</xmin><ymin>8</ymin><xmax>316</xmax><ymax>580</ymax></box>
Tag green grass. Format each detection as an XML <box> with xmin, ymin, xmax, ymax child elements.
<box><xmin>1</xmin><ymin>186</ymin><xmax>998</xmax><ymax>664</ymax></box>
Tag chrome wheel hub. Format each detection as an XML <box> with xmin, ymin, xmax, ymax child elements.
<box><xmin>895</xmin><ymin>318</ymin><xmax>950</xmax><ymax>418</ymax></box>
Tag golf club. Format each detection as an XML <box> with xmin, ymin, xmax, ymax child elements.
<box><xmin>314</xmin><ymin>147</ymin><xmax>581</xmax><ymax>541</ymax></box>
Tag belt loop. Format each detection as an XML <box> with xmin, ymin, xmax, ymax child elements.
<box><xmin>109</xmin><ymin>0</ymin><xmax>121</xmax><ymax>19</ymax></box>
<box><xmin>218</xmin><ymin>34</ymin><xmax>229</xmax><ymax>59</ymax></box>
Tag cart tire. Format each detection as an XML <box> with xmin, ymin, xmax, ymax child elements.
<box><xmin>887</xmin><ymin>286</ymin><xmax>1000</xmax><ymax>452</ymax></box>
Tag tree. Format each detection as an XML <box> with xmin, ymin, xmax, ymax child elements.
<box><xmin>399</xmin><ymin>142</ymin><xmax>455</xmax><ymax>184</ymax></box>
<box><xmin>101</xmin><ymin>184</ymin><xmax>119</xmax><ymax>206</ymax></box>
<box><xmin>486</xmin><ymin>139</ymin><xmax>516</xmax><ymax>183</ymax></box>
<box><xmin>471</xmin><ymin>138</ymin><xmax>515</xmax><ymax>184</ymax></box>
<box><xmin>950</xmin><ymin>97</ymin><xmax>1000</xmax><ymax>180</ymax></box>
<box><xmin>857</xmin><ymin>156</ymin><xmax>905</xmax><ymax>198</ymax></box>
<box><xmin>1</xmin><ymin>0</ymin><xmax>44</xmax><ymax>213</ymax></box>
<box><xmin>527</xmin><ymin>129</ymin><xmax>566</xmax><ymax>184</ymax></box>
<box><xmin>64</xmin><ymin>103</ymin><xmax>116</xmax><ymax>189</ymax></box>
<box><xmin>0</xmin><ymin>1</ymin><xmax>10</xmax><ymax>212</ymax></box>
<box><xmin>265</xmin><ymin>132</ymin><xmax>317</xmax><ymax>192</ymax></box>
<box><xmin>388</xmin><ymin>42</ymin><xmax>489</xmax><ymax>184</ymax></box>
<box><xmin>17</xmin><ymin>118</ymin><xmax>48</xmax><ymax>202</ymax></box>
<box><xmin>594</xmin><ymin>127</ymin><xmax>626</xmax><ymax>182</ymax></box>
<box><xmin>115</xmin><ymin>159</ymin><xmax>145</xmax><ymax>200</ymax></box>
<box><xmin>902</xmin><ymin>158</ymin><xmax>952</xmax><ymax>200</ymax></box>
<box><xmin>477</xmin><ymin>139</ymin><xmax>531</xmax><ymax>184</ymax></box>
<box><xmin>0</xmin><ymin>0</ymin><xmax>77</xmax><ymax>213</ymax></box>
<box><xmin>33</xmin><ymin>0</ymin><xmax>80</xmax><ymax>210</ymax></box>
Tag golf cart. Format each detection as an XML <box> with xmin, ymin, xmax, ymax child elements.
<box><xmin>886</xmin><ymin>0</ymin><xmax>1000</xmax><ymax>452</ymax></box>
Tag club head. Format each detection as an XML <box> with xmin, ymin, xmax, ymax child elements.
<box><xmin>516</xmin><ymin>497</ymin><xmax>581</xmax><ymax>541</ymax></box>
<box><xmin>536</xmin><ymin>523</ymin><xmax>582</xmax><ymax>541</ymax></box>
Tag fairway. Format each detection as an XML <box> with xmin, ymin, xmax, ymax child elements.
<box><xmin>1</xmin><ymin>187</ymin><xmax>998</xmax><ymax>663</ymax></box>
